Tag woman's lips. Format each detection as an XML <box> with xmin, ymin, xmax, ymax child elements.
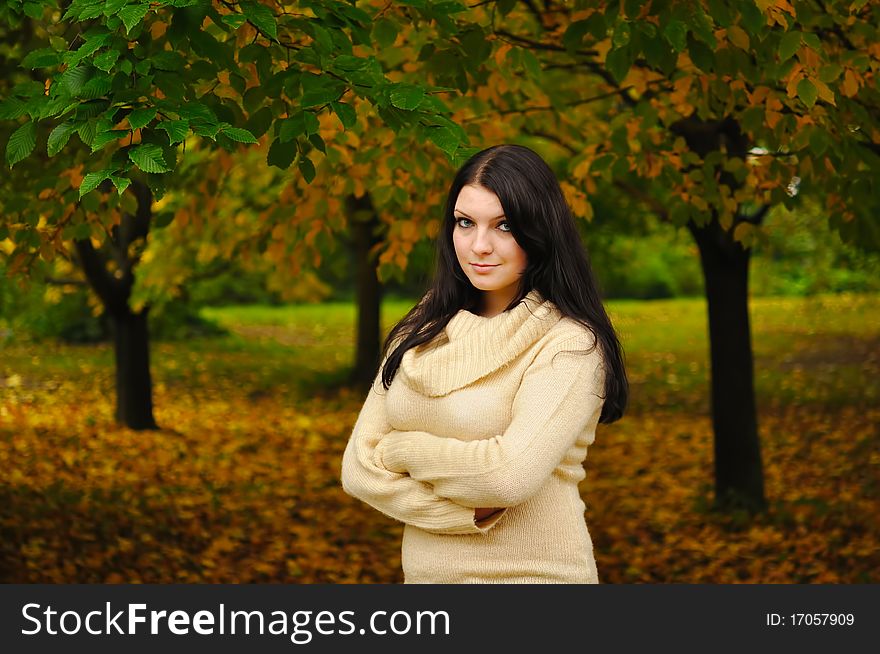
<box><xmin>470</xmin><ymin>263</ymin><xmax>499</xmax><ymax>273</ymax></box>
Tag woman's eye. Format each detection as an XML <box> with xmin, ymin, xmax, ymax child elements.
<box><xmin>456</xmin><ymin>217</ymin><xmax>472</xmax><ymax>227</ymax></box>
<box><xmin>498</xmin><ymin>221</ymin><xmax>511</xmax><ymax>232</ymax></box>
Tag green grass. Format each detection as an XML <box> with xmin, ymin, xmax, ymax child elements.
<box><xmin>3</xmin><ymin>294</ymin><xmax>877</xmax><ymax>411</ymax></box>
<box><xmin>186</xmin><ymin>294</ymin><xmax>874</xmax><ymax>414</ymax></box>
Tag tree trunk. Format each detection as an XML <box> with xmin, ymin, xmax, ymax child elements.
<box><xmin>74</xmin><ymin>178</ymin><xmax>158</xmax><ymax>430</ymax></box>
<box><xmin>110</xmin><ymin>307</ymin><xmax>157</xmax><ymax>430</ymax></box>
<box><xmin>346</xmin><ymin>193</ymin><xmax>383</xmax><ymax>387</ymax></box>
<box><xmin>688</xmin><ymin>215</ymin><xmax>766</xmax><ymax>512</ymax></box>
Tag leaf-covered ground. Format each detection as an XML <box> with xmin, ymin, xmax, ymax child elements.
<box><xmin>1</xmin><ymin>294</ymin><xmax>877</xmax><ymax>583</ymax></box>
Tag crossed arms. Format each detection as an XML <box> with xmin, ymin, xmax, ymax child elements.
<box><xmin>340</xmin><ymin>332</ymin><xmax>605</xmax><ymax>534</ymax></box>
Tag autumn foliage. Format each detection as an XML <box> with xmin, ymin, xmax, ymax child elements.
<box><xmin>1</xmin><ymin>294</ymin><xmax>877</xmax><ymax>583</ymax></box>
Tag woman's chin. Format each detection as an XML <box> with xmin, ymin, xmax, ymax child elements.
<box><xmin>468</xmin><ymin>279</ymin><xmax>495</xmax><ymax>291</ymax></box>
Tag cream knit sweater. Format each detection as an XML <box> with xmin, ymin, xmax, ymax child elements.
<box><xmin>340</xmin><ymin>289</ymin><xmax>606</xmax><ymax>583</ymax></box>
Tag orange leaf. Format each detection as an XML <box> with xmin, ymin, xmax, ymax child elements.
<box><xmin>841</xmin><ymin>69</ymin><xmax>859</xmax><ymax>97</ymax></box>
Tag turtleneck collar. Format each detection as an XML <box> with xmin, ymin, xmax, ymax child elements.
<box><xmin>399</xmin><ymin>289</ymin><xmax>562</xmax><ymax>397</ymax></box>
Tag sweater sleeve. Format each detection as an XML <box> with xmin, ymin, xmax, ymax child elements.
<box><xmin>340</xmin><ymin>362</ymin><xmax>504</xmax><ymax>535</ymax></box>
<box><xmin>375</xmin><ymin>332</ymin><xmax>605</xmax><ymax>508</ymax></box>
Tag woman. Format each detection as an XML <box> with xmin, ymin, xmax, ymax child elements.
<box><xmin>340</xmin><ymin>144</ymin><xmax>628</xmax><ymax>583</ymax></box>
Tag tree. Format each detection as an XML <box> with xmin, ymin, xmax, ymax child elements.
<box><xmin>430</xmin><ymin>0</ymin><xmax>879</xmax><ymax>512</ymax></box>
<box><xmin>1</xmin><ymin>0</ymin><xmax>479</xmax><ymax>426</ymax></box>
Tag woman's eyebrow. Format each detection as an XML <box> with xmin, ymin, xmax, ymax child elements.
<box><xmin>453</xmin><ymin>210</ymin><xmax>506</xmax><ymax>221</ymax></box>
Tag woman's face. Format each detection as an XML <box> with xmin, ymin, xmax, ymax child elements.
<box><xmin>452</xmin><ymin>184</ymin><xmax>528</xmax><ymax>312</ymax></box>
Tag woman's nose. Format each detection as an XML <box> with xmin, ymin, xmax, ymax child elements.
<box><xmin>472</xmin><ymin>229</ymin><xmax>493</xmax><ymax>253</ymax></box>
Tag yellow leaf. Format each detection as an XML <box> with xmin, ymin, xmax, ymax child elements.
<box><xmin>812</xmin><ymin>78</ymin><xmax>836</xmax><ymax>105</ymax></box>
<box><xmin>573</xmin><ymin>157</ymin><xmax>591</xmax><ymax>179</ymax></box>
<box><xmin>733</xmin><ymin>221</ymin><xmax>755</xmax><ymax>248</ymax></box>
<box><xmin>727</xmin><ymin>26</ymin><xmax>750</xmax><ymax>50</ymax></box>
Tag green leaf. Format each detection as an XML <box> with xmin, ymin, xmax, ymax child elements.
<box><xmin>153</xmin><ymin>211</ymin><xmax>174</xmax><ymax>228</ymax></box>
<box><xmin>663</xmin><ymin>20</ymin><xmax>687</xmax><ymax>52</ymax></box>
<box><xmin>460</xmin><ymin>27</ymin><xmax>490</xmax><ymax>63</ymax></box>
<box><xmin>300</xmin><ymin>76</ymin><xmax>346</xmax><ymax>107</ymax></box>
<box><xmin>612</xmin><ymin>22</ymin><xmax>631</xmax><ymax>48</ymax></box>
<box><xmin>521</xmin><ymin>49</ymin><xmax>542</xmax><ymax>79</ymax></box>
<box><xmin>331</xmin><ymin>54</ymin><xmax>369</xmax><ymax>72</ymax></box>
<box><xmin>706</xmin><ymin>0</ymin><xmax>732</xmax><ymax>27</ymax></box>
<box><xmin>245</xmin><ymin>107</ymin><xmax>273</xmax><ymax>138</ymax></box>
<box><xmin>79</xmin><ymin>170</ymin><xmax>114</xmax><ymax>198</ymax></box>
<box><xmin>778</xmin><ymin>31</ymin><xmax>801</xmax><ymax>62</ymax></box>
<box><xmin>11</xmin><ymin>80</ymin><xmax>44</xmax><ymax>98</ymax></box>
<box><xmin>134</xmin><ymin>58</ymin><xmax>152</xmax><ymax>75</ymax></box>
<box><xmin>796</xmin><ymin>78</ymin><xmax>817</xmax><ymax>107</ymax></box>
<box><xmin>92</xmin><ymin>49</ymin><xmax>120</xmax><ymax>72</ymax></box>
<box><xmin>158</xmin><ymin>119</ymin><xmax>189</xmax><ymax>144</ymax></box>
<box><xmin>688</xmin><ymin>39</ymin><xmax>714</xmax><ymax>72</ymax></box>
<box><xmin>818</xmin><ymin>64</ymin><xmax>842</xmax><ymax>83</ymax></box>
<box><xmin>605</xmin><ymin>47</ymin><xmax>633</xmax><ymax>84</ymax></box>
<box><xmin>21</xmin><ymin>48</ymin><xmax>63</xmax><ymax>69</ymax></box>
<box><xmin>304</xmin><ymin>111</ymin><xmax>319</xmax><ymax>135</ymax></box>
<box><xmin>331</xmin><ymin>101</ymin><xmax>357</xmax><ymax>129</ymax></box>
<box><xmin>497</xmin><ymin>0</ymin><xmax>516</xmax><ymax>15</ymax></box>
<box><xmin>61</xmin><ymin>65</ymin><xmax>91</xmax><ymax>95</ymax></box>
<box><xmin>389</xmin><ymin>84</ymin><xmax>424</xmax><ymax>110</ymax></box>
<box><xmin>308</xmin><ymin>133</ymin><xmax>326</xmax><ymax>153</ymax></box>
<box><xmin>0</xmin><ymin>97</ymin><xmax>28</xmax><ymax>120</ymax></box>
<box><xmin>221</xmin><ymin>127</ymin><xmax>258</xmax><ymax>143</ymax></box>
<box><xmin>298</xmin><ymin>154</ymin><xmax>316</xmax><ymax>183</ymax></box>
<box><xmin>278</xmin><ymin>115</ymin><xmax>305</xmax><ymax>142</ymax></box>
<box><xmin>47</xmin><ymin>121</ymin><xmax>76</xmax><ymax>156</ymax></box>
<box><xmin>311</xmin><ymin>23</ymin><xmax>334</xmax><ymax>54</ymax></box>
<box><xmin>739</xmin><ymin>3</ymin><xmax>763</xmax><ymax>34</ymax></box>
<box><xmin>103</xmin><ymin>0</ymin><xmax>129</xmax><ymax>16</ymax></box>
<box><xmin>23</xmin><ymin>1</ymin><xmax>45</xmax><ymax>19</ymax></box>
<box><xmin>80</xmin><ymin>72</ymin><xmax>113</xmax><ymax>100</ymax></box>
<box><xmin>242</xmin><ymin>87</ymin><xmax>266</xmax><ymax>114</ymax></box>
<box><xmin>191</xmin><ymin>122</ymin><xmax>222</xmax><ymax>139</ymax></box>
<box><xmin>562</xmin><ymin>20</ymin><xmax>591</xmax><ymax>53</ymax></box>
<box><xmin>78</xmin><ymin>118</ymin><xmax>97</xmax><ymax>147</ymax></box>
<box><xmin>802</xmin><ymin>32</ymin><xmax>821</xmax><ymax>52</ymax></box>
<box><xmin>118</xmin><ymin>4</ymin><xmax>150</xmax><ymax>34</ymax></box>
<box><xmin>809</xmin><ymin>127</ymin><xmax>830</xmax><ymax>156</ymax></box>
<box><xmin>373</xmin><ymin>18</ymin><xmax>398</xmax><ymax>48</ymax></box>
<box><xmin>128</xmin><ymin>143</ymin><xmax>169</xmax><ymax>173</ymax></box>
<box><xmin>241</xmin><ymin>1</ymin><xmax>277</xmax><ymax>40</ymax></box>
<box><xmin>90</xmin><ymin>129</ymin><xmax>126</xmax><ymax>152</ymax></box>
<box><xmin>267</xmin><ymin>137</ymin><xmax>297</xmax><ymax>169</ymax></box>
<box><xmin>221</xmin><ymin>14</ymin><xmax>248</xmax><ymax>29</ymax></box>
<box><xmin>109</xmin><ymin>174</ymin><xmax>131</xmax><ymax>194</ymax></box>
<box><xmin>426</xmin><ymin>125</ymin><xmax>459</xmax><ymax>156</ymax></box>
<box><xmin>584</xmin><ymin>12</ymin><xmax>607</xmax><ymax>39</ymax></box>
<box><xmin>5</xmin><ymin>121</ymin><xmax>37</xmax><ymax>167</ymax></box>
<box><xmin>71</xmin><ymin>223</ymin><xmax>92</xmax><ymax>241</ymax></box>
<box><xmin>39</xmin><ymin>97</ymin><xmax>75</xmax><ymax>120</ymax></box>
<box><xmin>177</xmin><ymin>102</ymin><xmax>218</xmax><ymax>125</ymax></box>
<box><xmin>152</xmin><ymin>51</ymin><xmax>185</xmax><ymax>71</ymax></box>
<box><xmin>127</xmin><ymin>107</ymin><xmax>157</xmax><ymax>130</ymax></box>
<box><xmin>63</xmin><ymin>33</ymin><xmax>109</xmax><ymax>66</ymax></box>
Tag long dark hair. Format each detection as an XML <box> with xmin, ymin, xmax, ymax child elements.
<box><xmin>380</xmin><ymin>144</ymin><xmax>627</xmax><ymax>424</ymax></box>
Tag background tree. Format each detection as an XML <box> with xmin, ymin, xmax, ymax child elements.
<box><xmin>1</xmin><ymin>0</ymin><xmax>478</xmax><ymax>426</ymax></box>
<box><xmin>427</xmin><ymin>0</ymin><xmax>880</xmax><ymax>512</ymax></box>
